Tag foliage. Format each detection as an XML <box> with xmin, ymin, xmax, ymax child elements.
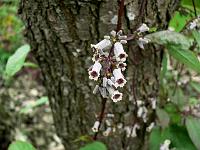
<box><xmin>149</xmin><ymin>125</ymin><xmax>196</xmax><ymax>150</ymax></box>
<box><xmin>186</xmin><ymin>117</ymin><xmax>200</xmax><ymax>150</ymax></box>
<box><xmin>0</xmin><ymin>0</ymin><xmax>24</xmax><ymax>74</ymax></box>
<box><xmin>19</xmin><ymin>96</ymin><xmax>49</xmax><ymax>114</ymax></box>
<box><xmin>8</xmin><ymin>141</ymin><xmax>36</xmax><ymax>150</ymax></box>
<box><xmin>80</xmin><ymin>142</ymin><xmax>107</xmax><ymax>150</ymax></box>
<box><xmin>4</xmin><ymin>44</ymin><xmax>30</xmax><ymax>78</ymax></box>
<box><xmin>146</xmin><ymin>31</ymin><xmax>200</xmax><ymax>73</ymax></box>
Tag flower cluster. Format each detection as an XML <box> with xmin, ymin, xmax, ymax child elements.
<box><xmin>160</xmin><ymin>139</ymin><xmax>171</xmax><ymax>150</ymax></box>
<box><xmin>189</xmin><ymin>16</ymin><xmax>200</xmax><ymax>30</ymax></box>
<box><xmin>88</xmin><ymin>30</ymin><xmax>128</xmax><ymax>102</ymax></box>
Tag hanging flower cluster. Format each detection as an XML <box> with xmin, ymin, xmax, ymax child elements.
<box><xmin>88</xmin><ymin>30</ymin><xmax>128</xmax><ymax>102</ymax></box>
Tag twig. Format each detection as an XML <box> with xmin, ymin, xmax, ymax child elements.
<box><xmin>192</xmin><ymin>0</ymin><xmax>197</xmax><ymax>17</ymax></box>
<box><xmin>93</xmin><ymin>98</ymin><xmax>107</xmax><ymax>140</ymax></box>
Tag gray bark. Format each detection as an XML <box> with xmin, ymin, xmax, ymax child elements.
<box><xmin>19</xmin><ymin>0</ymin><xmax>180</xmax><ymax>149</ymax></box>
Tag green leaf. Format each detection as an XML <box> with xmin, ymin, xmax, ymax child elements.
<box><xmin>149</xmin><ymin>125</ymin><xmax>196</xmax><ymax>150</ymax></box>
<box><xmin>20</xmin><ymin>96</ymin><xmax>48</xmax><ymax>114</ymax></box>
<box><xmin>181</xmin><ymin>0</ymin><xmax>200</xmax><ymax>12</ymax></box>
<box><xmin>149</xmin><ymin>128</ymin><xmax>162</xmax><ymax>150</ymax></box>
<box><xmin>165</xmin><ymin>104</ymin><xmax>181</xmax><ymax>124</ymax></box>
<box><xmin>8</xmin><ymin>141</ymin><xmax>36</xmax><ymax>150</ymax></box>
<box><xmin>192</xmin><ymin>31</ymin><xmax>200</xmax><ymax>51</ymax></box>
<box><xmin>5</xmin><ymin>44</ymin><xmax>30</xmax><ymax>77</ymax></box>
<box><xmin>169</xmin><ymin>11</ymin><xmax>192</xmax><ymax>32</ymax></box>
<box><xmin>186</xmin><ymin>117</ymin><xmax>200</xmax><ymax>150</ymax></box>
<box><xmin>80</xmin><ymin>142</ymin><xmax>107</xmax><ymax>150</ymax></box>
<box><xmin>169</xmin><ymin>88</ymin><xmax>186</xmax><ymax>107</ymax></box>
<box><xmin>168</xmin><ymin>45</ymin><xmax>200</xmax><ymax>74</ymax></box>
<box><xmin>190</xmin><ymin>81</ymin><xmax>200</xmax><ymax>93</ymax></box>
<box><xmin>146</xmin><ymin>31</ymin><xmax>191</xmax><ymax>50</ymax></box>
<box><xmin>156</xmin><ymin>108</ymin><xmax>170</xmax><ymax>128</ymax></box>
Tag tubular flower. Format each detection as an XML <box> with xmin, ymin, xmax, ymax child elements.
<box><xmin>137</xmin><ymin>23</ymin><xmax>149</xmax><ymax>33</ymax></box>
<box><xmin>106</xmin><ymin>86</ymin><xmax>123</xmax><ymax>102</ymax></box>
<box><xmin>114</xmin><ymin>42</ymin><xmax>128</xmax><ymax>62</ymax></box>
<box><xmin>88</xmin><ymin>61</ymin><xmax>102</xmax><ymax>81</ymax></box>
<box><xmin>113</xmin><ymin>68</ymin><xmax>127</xmax><ymax>88</ymax></box>
<box><xmin>91</xmin><ymin>39</ymin><xmax>111</xmax><ymax>50</ymax></box>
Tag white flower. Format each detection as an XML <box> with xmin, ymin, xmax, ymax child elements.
<box><xmin>124</xmin><ymin>124</ymin><xmax>140</xmax><ymax>138</ymax></box>
<box><xmin>137</xmin><ymin>23</ymin><xmax>149</xmax><ymax>33</ymax></box>
<box><xmin>136</xmin><ymin>100</ymin><xmax>144</xmax><ymax>107</ymax></box>
<box><xmin>131</xmin><ymin>124</ymin><xmax>140</xmax><ymax>137</ymax></box>
<box><xmin>146</xmin><ymin>122</ymin><xmax>155</xmax><ymax>132</ymax></box>
<box><xmin>110</xmin><ymin>30</ymin><xmax>117</xmax><ymax>37</ymax></box>
<box><xmin>91</xmin><ymin>39</ymin><xmax>111</xmax><ymax>50</ymax></box>
<box><xmin>189</xmin><ymin>21</ymin><xmax>197</xmax><ymax>30</ymax></box>
<box><xmin>105</xmin><ymin>119</ymin><xmax>112</xmax><ymax>126</ymax></box>
<box><xmin>99</xmin><ymin>87</ymin><xmax>108</xmax><ymax>98</ymax></box>
<box><xmin>107</xmin><ymin>113</ymin><xmax>115</xmax><ymax>118</ymax></box>
<box><xmin>124</xmin><ymin>126</ymin><xmax>132</xmax><ymax>138</ymax></box>
<box><xmin>93</xmin><ymin>85</ymin><xmax>99</xmax><ymax>94</ymax></box>
<box><xmin>120</xmin><ymin>40</ymin><xmax>127</xmax><ymax>44</ymax></box>
<box><xmin>137</xmin><ymin>107</ymin><xmax>144</xmax><ymax>117</ymax></box>
<box><xmin>103</xmin><ymin>127</ymin><xmax>112</xmax><ymax>136</ymax></box>
<box><xmin>92</xmin><ymin>121</ymin><xmax>100</xmax><ymax>132</ymax></box>
<box><xmin>103</xmin><ymin>77</ymin><xmax>108</xmax><ymax>87</ymax></box>
<box><xmin>106</xmin><ymin>86</ymin><xmax>123</xmax><ymax>102</ymax></box>
<box><xmin>160</xmin><ymin>139</ymin><xmax>171</xmax><ymax>150</ymax></box>
<box><xmin>104</xmin><ymin>35</ymin><xmax>110</xmax><ymax>40</ymax></box>
<box><xmin>107</xmin><ymin>79</ymin><xmax>115</xmax><ymax>87</ymax></box>
<box><xmin>89</xmin><ymin>61</ymin><xmax>102</xmax><ymax>81</ymax></box>
<box><xmin>114</xmin><ymin>42</ymin><xmax>128</xmax><ymax>62</ymax></box>
<box><xmin>118</xmin><ymin>35</ymin><xmax>127</xmax><ymax>40</ymax></box>
<box><xmin>117</xmin><ymin>62</ymin><xmax>127</xmax><ymax>71</ymax></box>
<box><xmin>137</xmin><ymin>37</ymin><xmax>150</xmax><ymax>49</ymax></box>
<box><xmin>111</xmin><ymin>90</ymin><xmax>123</xmax><ymax>102</ymax></box>
<box><xmin>113</xmin><ymin>68</ymin><xmax>127</xmax><ymax>87</ymax></box>
<box><xmin>117</xmin><ymin>30</ymin><xmax>123</xmax><ymax>36</ymax></box>
<box><xmin>150</xmin><ymin>98</ymin><xmax>156</xmax><ymax>109</ymax></box>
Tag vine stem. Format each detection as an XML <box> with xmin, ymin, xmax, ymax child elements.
<box><xmin>93</xmin><ymin>98</ymin><xmax>107</xmax><ymax>140</ymax></box>
<box><xmin>93</xmin><ymin>0</ymin><xmax>125</xmax><ymax>140</ymax></box>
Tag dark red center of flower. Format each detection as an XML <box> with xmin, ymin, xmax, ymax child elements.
<box><xmin>117</xmin><ymin>78</ymin><xmax>124</xmax><ymax>84</ymax></box>
<box><xmin>90</xmin><ymin>71</ymin><xmax>98</xmax><ymax>77</ymax></box>
<box><xmin>119</xmin><ymin>53</ymin><xmax>125</xmax><ymax>59</ymax></box>
<box><xmin>119</xmin><ymin>63</ymin><xmax>124</xmax><ymax>68</ymax></box>
<box><xmin>113</xmin><ymin>94</ymin><xmax>121</xmax><ymax>99</ymax></box>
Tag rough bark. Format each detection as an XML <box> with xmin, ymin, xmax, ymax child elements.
<box><xmin>19</xmin><ymin>0</ymin><xmax>180</xmax><ymax>149</ymax></box>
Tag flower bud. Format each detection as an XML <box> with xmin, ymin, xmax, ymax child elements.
<box><xmin>137</xmin><ymin>23</ymin><xmax>149</xmax><ymax>33</ymax></box>
<box><xmin>91</xmin><ymin>39</ymin><xmax>111</xmax><ymax>50</ymax></box>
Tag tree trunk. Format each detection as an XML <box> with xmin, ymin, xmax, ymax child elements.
<box><xmin>19</xmin><ymin>0</ymin><xmax>180</xmax><ymax>149</ymax></box>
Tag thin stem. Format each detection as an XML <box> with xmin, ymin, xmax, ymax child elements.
<box><xmin>116</xmin><ymin>0</ymin><xmax>125</xmax><ymax>32</ymax></box>
<box><xmin>192</xmin><ymin>0</ymin><xmax>197</xmax><ymax>17</ymax></box>
<box><xmin>93</xmin><ymin>98</ymin><xmax>107</xmax><ymax>140</ymax></box>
